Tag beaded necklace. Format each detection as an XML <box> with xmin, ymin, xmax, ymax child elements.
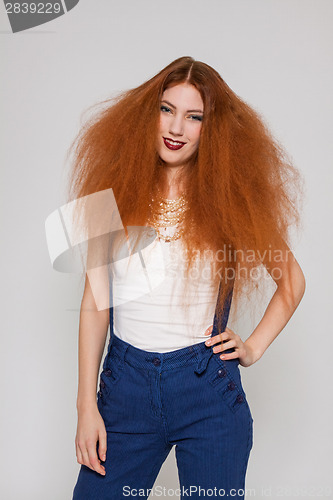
<box><xmin>147</xmin><ymin>191</ymin><xmax>189</xmax><ymax>243</ymax></box>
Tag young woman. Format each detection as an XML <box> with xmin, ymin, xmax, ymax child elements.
<box><xmin>68</xmin><ymin>56</ymin><xmax>306</xmax><ymax>499</ymax></box>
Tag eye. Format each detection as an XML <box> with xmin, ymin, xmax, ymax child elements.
<box><xmin>160</xmin><ymin>105</ymin><xmax>171</xmax><ymax>113</ymax></box>
<box><xmin>190</xmin><ymin>115</ymin><xmax>203</xmax><ymax>122</ymax></box>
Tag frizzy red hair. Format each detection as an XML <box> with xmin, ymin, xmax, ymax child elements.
<box><xmin>65</xmin><ymin>56</ymin><xmax>304</xmax><ymax>329</ymax></box>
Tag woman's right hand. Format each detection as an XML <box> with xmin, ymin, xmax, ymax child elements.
<box><xmin>75</xmin><ymin>405</ymin><xmax>107</xmax><ymax>476</ymax></box>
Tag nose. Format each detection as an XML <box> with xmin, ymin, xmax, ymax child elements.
<box><xmin>169</xmin><ymin>115</ymin><xmax>184</xmax><ymax>137</ymax></box>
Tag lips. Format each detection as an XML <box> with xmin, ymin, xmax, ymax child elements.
<box><xmin>163</xmin><ymin>137</ymin><xmax>186</xmax><ymax>151</ymax></box>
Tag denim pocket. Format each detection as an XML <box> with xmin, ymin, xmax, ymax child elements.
<box><xmin>207</xmin><ymin>354</ymin><xmax>253</xmax><ymax>420</ymax></box>
<box><xmin>97</xmin><ymin>347</ymin><xmax>125</xmax><ymax>406</ymax></box>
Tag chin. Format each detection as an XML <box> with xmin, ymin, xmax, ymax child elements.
<box><xmin>161</xmin><ymin>156</ymin><xmax>186</xmax><ymax>167</ymax></box>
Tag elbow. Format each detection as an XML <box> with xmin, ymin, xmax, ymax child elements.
<box><xmin>291</xmin><ymin>271</ymin><xmax>306</xmax><ymax>309</ymax></box>
<box><xmin>300</xmin><ymin>272</ymin><xmax>306</xmax><ymax>299</ymax></box>
<box><xmin>277</xmin><ymin>268</ymin><xmax>306</xmax><ymax>310</ymax></box>
<box><xmin>289</xmin><ymin>258</ymin><xmax>306</xmax><ymax>306</ymax></box>
<box><xmin>296</xmin><ymin>265</ymin><xmax>306</xmax><ymax>302</ymax></box>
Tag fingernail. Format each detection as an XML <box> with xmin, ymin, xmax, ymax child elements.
<box><xmin>205</xmin><ymin>340</ymin><xmax>211</xmax><ymax>345</ymax></box>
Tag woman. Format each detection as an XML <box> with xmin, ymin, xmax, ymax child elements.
<box><xmin>68</xmin><ymin>56</ymin><xmax>306</xmax><ymax>499</ymax></box>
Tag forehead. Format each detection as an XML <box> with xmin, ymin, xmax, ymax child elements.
<box><xmin>161</xmin><ymin>83</ymin><xmax>204</xmax><ymax>110</ymax></box>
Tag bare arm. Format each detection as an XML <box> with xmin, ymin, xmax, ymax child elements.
<box><xmin>75</xmin><ymin>274</ymin><xmax>109</xmax><ymax>476</ymax></box>
<box><xmin>76</xmin><ymin>274</ymin><xmax>110</xmax><ymax>412</ymax></box>
<box><xmin>205</xmin><ymin>241</ymin><xmax>306</xmax><ymax>367</ymax></box>
<box><xmin>243</xmin><ymin>242</ymin><xmax>306</xmax><ymax>363</ymax></box>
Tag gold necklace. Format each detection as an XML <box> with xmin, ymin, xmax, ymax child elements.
<box><xmin>147</xmin><ymin>192</ymin><xmax>189</xmax><ymax>242</ymax></box>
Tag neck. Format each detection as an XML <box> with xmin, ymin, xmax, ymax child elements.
<box><xmin>158</xmin><ymin>166</ymin><xmax>185</xmax><ymax>200</ymax></box>
<box><xmin>159</xmin><ymin>188</ymin><xmax>183</xmax><ymax>200</ymax></box>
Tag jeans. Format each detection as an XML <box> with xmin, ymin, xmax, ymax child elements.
<box><xmin>72</xmin><ymin>330</ymin><xmax>253</xmax><ymax>499</ymax></box>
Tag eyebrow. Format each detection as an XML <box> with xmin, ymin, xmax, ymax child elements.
<box><xmin>161</xmin><ymin>99</ymin><xmax>204</xmax><ymax>114</ymax></box>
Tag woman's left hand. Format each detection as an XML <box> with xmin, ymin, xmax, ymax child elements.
<box><xmin>204</xmin><ymin>325</ymin><xmax>257</xmax><ymax>367</ymax></box>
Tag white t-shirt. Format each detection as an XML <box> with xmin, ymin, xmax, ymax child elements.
<box><xmin>110</xmin><ymin>225</ymin><xmax>219</xmax><ymax>352</ymax></box>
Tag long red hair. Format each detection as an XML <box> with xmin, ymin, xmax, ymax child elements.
<box><xmin>66</xmin><ymin>56</ymin><xmax>304</xmax><ymax>329</ymax></box>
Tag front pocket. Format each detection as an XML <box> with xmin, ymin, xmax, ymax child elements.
<box><xmin>97</xmin><ymin>348</ymin><xmax>125</xmax><ymax>405</ymax></box>
<box><xmin>207</xmin><ymin>354</ymin><xmax>252</xmax><ymax>417</ymax></box>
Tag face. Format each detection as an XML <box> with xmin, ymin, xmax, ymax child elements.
<box><xmin>156</xmin><ymin>83</ymin><xmax>204</xmax><ymax>168</ymax></box>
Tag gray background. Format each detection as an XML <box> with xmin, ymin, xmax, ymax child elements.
<box><xmin>1</xmin><ymin>1</ymin><xmax>332</xmax><ymax>499</ymax></box>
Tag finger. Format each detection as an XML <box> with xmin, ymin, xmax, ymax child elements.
<box><xmin>204</xmin><ymin>325</ymin><xmax>213</xmax><ymax>335</ymax></box>
<box><xmin>205</xmin><ymin>331</ymin><xmax>226</xmax><ymax>346</ymax></box>
<box><xmin>76</xmin><ymin>442</ymin><xmax>84</xmax><ymax>465</ymax></box>
<box><xmin>80</xmin><ymin>445</ymin><xmax>93</xmax><ymax>469</ymax></box>
<box><xmin>221</xmin><ymin>328</ymin><xmax>235</xmax><ymax>339</ymax></box>
<box><xmin>98</xmin><ymin>430</ymin><xmax>107</xmax><ymax>463</ymax></box>
<box><xmin>87</xmin><ymin>443</ymin><xmax>106</xmax><ymax>475</ymax></box>
<box><xmin>220</xmin><ymin>339</ymin><xmax>237</xmax><ymax>352</ymax></box>
<box><xmin>220</xmin><ymin>351</ymin><xmax>239</xmax><ymax>361</ymax></box>
<box><xmin>211</xmin><ymin>338</ymin><xmax>235</xmax><ymax>354</ymax></box>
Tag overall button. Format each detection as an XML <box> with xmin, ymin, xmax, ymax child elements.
<box><xmin>236</xmin><ymin>394</ymin><xmax>244</xmax><ymax>403</ymax></box>
<box><xmin>104</xmin><ymin>369</ymin><xmax>112</xmax><ymax>377</ymax></box>
<box><xmin>218</xmin><ymin>368</ymin><xmax>227</xmax><ymax>378</ymax></box>
<box><xmin>153</xmin><ymin>357</ymin><xmax>161</xmax><ymax>366</ymax></box>
<box><xmin>228</xmin><ymin>381</ymin><xmax>236</xmax><ymax>391</ymax></box>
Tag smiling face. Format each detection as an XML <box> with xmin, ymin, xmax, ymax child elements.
<box><xmin>156</xmin><ymin>82</ymin><xmax>204</xmax><ymax>168</ymax></box>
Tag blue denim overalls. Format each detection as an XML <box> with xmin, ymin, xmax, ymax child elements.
<box><xmin>72</xmin><ymin>279</ymin><xmax>253</xmax><ymax>499</ymax></box>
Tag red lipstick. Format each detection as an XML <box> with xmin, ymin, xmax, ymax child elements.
<box><xmin>163</xmin><ymin>137</ymin><xmax>186</xmax><ymax>151</ymax></box>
